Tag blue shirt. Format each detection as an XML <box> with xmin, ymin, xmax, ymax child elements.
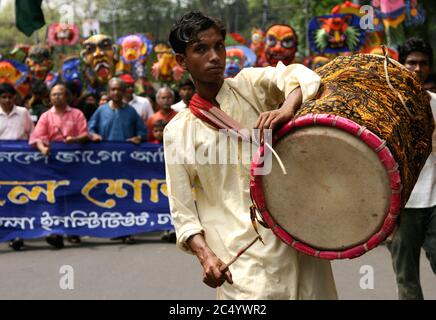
<box><xmin>88</xmin><ymin>103</ymin><xmax>147</xmax><ymax>141</ymax></box>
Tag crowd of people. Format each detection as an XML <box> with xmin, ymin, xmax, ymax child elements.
<box><xmin>0</xmin><ymin>72</ymin><xmax>196</xmax><ymax>251</ymax></box>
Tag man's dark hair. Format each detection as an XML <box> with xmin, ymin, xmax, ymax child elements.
<box><xmin>169</xmin><ymin>11</ymin><xmax>226</xmax><ymax>55</ymax></box>
<box><xmin>65</xmin><ymin>80</ymin><xmax>82</xmax><ymax>98</ymax></box>
<box><xmin>398</xmin><ymin>37</ymin><xmax>433</xmax><ymax>66</ymax></box>
<box><xmin>0</xmin><ymin>83</ymin><xmax>17</xmax><ymax>96</ymax></box>
<box><xmin>31</xmin><ymin>79</ymin><xmax>49</xmax><ymax>96</ymax></box>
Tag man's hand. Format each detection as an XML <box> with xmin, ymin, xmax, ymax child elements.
<box><xmin>64</xmin><ymin>136</ymin><xmax>76</xmax><ymax>144</ymax></box>
<box><xmin>36</xmin><ymin>141</ymin><xmax>50</xmax><ymax>156</ymax></box>
<box><xmin>65</xmin><ymin>135</ymin><xmax>90</xmax><ymax>144</ymax></box>
<box><xmin>188</xmin><ymin>234</ymin><xmax>233</xmax><ymax>288</ymax></box>
<box><xmin>127</xmin><ymin>136</ymin><xmax>142</xmax><ymax>145</ymax></box>
<box><xmin>91</xmin><ymin>134</ymin><xmax>103</xmax><ymax>142</ymax></box>
<box><xmin>255</xmin><ymin>87</ymin><xmax>303</xmax><ymax>143</ymax></box>
<box><xmin>200</xmin><ymin>250</ymin><xmax>233</xmax><ymax>288</ymax></box>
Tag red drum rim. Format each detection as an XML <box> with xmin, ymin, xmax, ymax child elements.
<box><xmin>250</xmin><ymin>113</ymin><xmax>402</xmax><ymax>260</ymax></box>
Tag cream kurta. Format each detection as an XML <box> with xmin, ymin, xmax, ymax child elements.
<box><xmin>164</xmin><ymin>62</ymin><xmax>338</xmax><ymax>300</ymax></box>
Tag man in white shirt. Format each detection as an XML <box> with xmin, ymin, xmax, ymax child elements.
<box><xmin>0</xmin><ymin>83</ymin><xmax>34</xmax><ymax>141</ymax></box>
<box><xmin>164</xmin><ymin>11</ymin><xmax>337</xmax><ymax>300</ymax></box>
<box><xmin>120</xmin><ymin>73</ymin><xmax>154</xmax><ymax>124</ymax></box>
<box><xmin>389</xmin><ymin>38</ymin><xmax>436</xmax><ymax>300</ymax></box>
<box><xmin>171</xmin><ymin>78</ymin><xmax>195</xmax><ymax>112</ymax></box>
<box><xmin>0</xmin><ymin>83</ymin><xmax>34</xmax><ymax>251</ymax></box>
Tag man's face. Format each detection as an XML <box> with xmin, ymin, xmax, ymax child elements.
<box><xmin>179</xmin><ymin>85</ymin><xmax>194</xmax><ymax>103</ymax></box>
<box><xmin>99</xmin><ymin>94</ymin><xmax>109</xmax><ymax>105</ymax></box>
<box><xmin>50</xmin><ymin>85</ymin><xmax>67</xmax><ymax>107</ymax></box>
<box><xmin>157</xmin><ymin>90</ymin><xmax>174</xmax><ymax>110</ymax></box>
<box><xmin>85</xmin><ymin>95</ymin><xmax>97</xmax><ymax>106</ymax></box>
<box><xmin>109</xmin><ymin>81</ymin><xmax>125</xmax><ymax>103</ymax></box>
<box><xmin>178</xmin><ymin>27</ymin><xmax>226</xmax><ymax>85</ymax></box>
<box><xmin>0</xmin><ymin>92</ymin><xmax>15</xmax><ymax>110</ymax></box>
<box><xmin>124</xmin><ymin>84</ymin><xmax>135</xmax><ymax>101</ymax></box>
<box><xmin>404</xmin><ymin>52</ymin><xmax>431</xmax><ymax>83</ymax></box>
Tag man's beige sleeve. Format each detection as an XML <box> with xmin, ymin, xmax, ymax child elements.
<box><xmin>164</xmin><ymin>125</ymin><xmax>204</xmax><ymax>253</ymax></box>
<box><xmin>234</xmin><ymin>62</ymin><xmax>321</xmax><ymax>112</ymax></box>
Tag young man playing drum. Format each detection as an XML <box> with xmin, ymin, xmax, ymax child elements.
<box><xmin>388</xmin><ymin>38</ymin><xmax>436</xmax><ymax>300</ymax></box>
<box><xmin>164</xmin><ymin>11</ymin><xmax>337</xmax><ymax>300</ymax></box>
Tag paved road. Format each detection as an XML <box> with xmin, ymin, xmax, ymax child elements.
<box><xmin>0</xmin><ymin>233</ymin><xmax>434</xmax><ymax>300</ymax></box>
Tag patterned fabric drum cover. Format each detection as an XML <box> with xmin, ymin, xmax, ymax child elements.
<box><xmin>251</xmin><ymin>54</ymin><xmax>434</xmax><ymax>260</ymax></box>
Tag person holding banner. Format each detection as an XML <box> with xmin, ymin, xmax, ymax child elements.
<box><xmin>88</xmin><ymin>77</ymin><xmax>148</xmax><ymax>244</ymax></box>
<box><xmin>0</xmin><ymin>83</ymin><xmax>35</xmax><ymax>251</ymax></box>
<box><xmin>88</xmin><ymin>77</ymin><xmax>148</xmax><ymax>145</ymax></box>
<box><xmin>29</xmin><ymin>83</ymin><xmax>90</xmax><ymax>249</ymax></box>
<box><xmin>164</xmin><ymin>11</ymin><xmax>337</xmax><ymax>299</ymax></box>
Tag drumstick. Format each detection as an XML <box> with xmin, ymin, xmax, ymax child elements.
<box><xmin>219</xmin><ymin>235</ymin><xmax>262</xmax><ymax>272</ymax></box>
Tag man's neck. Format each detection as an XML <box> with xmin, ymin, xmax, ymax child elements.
<box><xmin>0</xmin><ymin>105</ymin><xmax>14</xmax><ymax>115</ymax></box>
<box><xmin>160</xmin><ymin>107</ymin><xmax>172</xmax><ymax>115</ymax></box>
<box><xmin>111</xmin><ymin>100</ymin><xmax>123</xmax><ymax>109</ymax></box>
<box><xmin>193</xmin><ymin>79</ymin><xmax>224</xmax><ymax>106</ymax></box>
<box><xmin>54</xmin><ymin>105</ymin><xmax>67</xmax><ymax>114</ymax></box>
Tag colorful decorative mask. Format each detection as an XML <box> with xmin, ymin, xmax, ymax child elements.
<box><xmin>225</xmin><ymin>45</ymin><xmax>257</xmax><ymax>78</ymax></box>
<box><xmin>81</xmin><ymin>34</ymin><xmax>117</xmax><ymax>87</ymax></box>
<box><xmin>151</xmin><ymin>43</ymin><xmax>184</xmax><ymax>83</ymax></box>
<box><xmin>26</xmin><ymin>45</ymin><xmax>53</xmax><ymax>81</ymax></box>
<box><xmin>372</xmin><ymin>0</ymin><xmax>425</xmax><ymax>28</ymax></box>
<box><xmin>265</xmin><ymin>24</ymin><xmax>298</xmax><ymax>67</ymax></box>
<box><xmin>332</xmin><ymin>1</ymin><xmax>384</xmax><ymax>52</ymax></box>
<box><xmin>332</xmin><ymin>0</ymin><xmax>361</xmax><ymax>15</ymax></box>
<box><xmin>0</xmin><ymin>59</ymin><xmax>29</xmax><ymax>86</ymax></box>
<box><xmin>117</xmin><ymin>34</ymin><xmax>153</xmax><ymax>65</ymax></box>
<box><xmin>250</xmin><ymin>28</ymin><xmax>267</xmax><ymax>67</ymax></box>
<box><xmin>225</xmin><ymin>48</ymin><xmax>245</xmax><ymax>78</ymax></box>
<box><xmin>309</xmin><ymin>14</ymin><xmax>365</xmax><ymax>54</ymax></box>
<box><xmin>0</xmin><ymin>59</ymin><xmax>30</xmax><ymax>98</ymax></box>
<box><xmin>61</xmin><ymin>56</ymin><xmax>83</xmax><ymax>92</ymax></box>
<box><xmin>47</xmin><ymin>23</ymin><xmax>80</xmax><ymax>46</ymax></box>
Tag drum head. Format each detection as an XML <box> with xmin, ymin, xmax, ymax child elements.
<box><xmin>261</xmin><ymin>126</ymin><xmax>391</xmax><ymax>251</ymax></box>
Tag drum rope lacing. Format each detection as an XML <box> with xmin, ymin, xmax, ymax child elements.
<box><xmin>382</xmin><ymin>45</ymin><xmax>414</xmax><ymax>119</ymax></box>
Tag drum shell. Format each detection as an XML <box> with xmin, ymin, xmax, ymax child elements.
<box><xmin>250</xmin><ymin>54</ymin><xmax>434</xmax><ymax>259</ymax></box>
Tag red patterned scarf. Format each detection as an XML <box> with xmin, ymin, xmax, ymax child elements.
<box><xmin>189</xmin><ymin>93</ymin><xmax>250</xmax><ymax>141</ymax></box>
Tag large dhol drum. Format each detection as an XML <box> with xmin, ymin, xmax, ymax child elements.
<box><xmin>250</xmin><ymin>54</ymin><xmax>434</xmax><ymax>260</ymax></box>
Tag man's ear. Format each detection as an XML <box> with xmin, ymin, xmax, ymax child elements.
<box><xmin>175</xmin><ymin>54</ymin><xmax>187</xmax><ymax>70</ymax></box>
